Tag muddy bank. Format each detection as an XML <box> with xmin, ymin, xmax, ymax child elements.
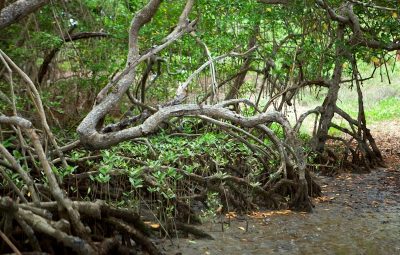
<box><xmin>160</xmin><ymin>167</ymin><xmax>400</xmax><ymax>255</ymax></box>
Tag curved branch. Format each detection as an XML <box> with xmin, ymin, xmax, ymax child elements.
<box><xmin>91</xmin><ymin>0</ymin><xmax>195</xmax><ymax>110</ymax></box>
<box><xmin>79</xmin><ymin>0</ymin><xmax>196</xmax><ymax>142</ymax></box>
<box><xmin>262</xmin><ymin>80</ymin><xmax>328</xmax><ymax>112</ymax></box>
<box><xmin>0</xmin><ymin>115</ymin><xmax>32</xmax><ymax>128</ymax></box>
<box><xmin>316</xmin><ymin>0</ymin><xmax>349</xmax><ymax>23</ymax></box>
<box><xmin>79</xmin><ymin>103</ymin><xmax>289</xmax><ymax>149</ymax></box>
<box><xmin>38</xmin><ymin>31</ymin><xmax>109</xmax><ymax>84</ymax></box>
<box><xmin>0</xmin><ymin>0</ymin><xmax>49</xmax><ymax>30</ymax></box>
<box><xmin>294</xmin><ymin>106</ymin><xmax>323</xmax><ymax>133</ymax></box>
<box><xmin>164</xmin><ymin>46</ymin><xmax>257</xmax><ymax>107</ymax></box>
<box><xmin>317</xmin><ymin>0</ymin><xmax>400</xmax><ymax>51</ymax></box>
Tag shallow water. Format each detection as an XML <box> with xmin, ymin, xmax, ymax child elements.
<box><xmin>162</xmin><ymin>169</ymin><xmax>400</xmax><ymax>255</ymax></box>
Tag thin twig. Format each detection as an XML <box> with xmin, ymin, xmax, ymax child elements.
<box><xmin>0</xmin><ymin>229</ymin><xmax>22</xmax><ymax>255</ymax></box>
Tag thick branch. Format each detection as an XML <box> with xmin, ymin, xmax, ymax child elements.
<box><xmin>80</xmin><ymin>0</ymin><xmax>196</xmax><ymax>141</ymax></box>
<box><xmin>316</xmin><ymin>0</ymin><xmax>350</xmax><ymax>23</ymax></box>
<box><xmin>0</xmin><ymin>0</ymin><xmax>49</xmax><ymax>30</ymax></box>
<box><xmin>317</xmin><ymin>0</ymin><xmax>400</xmax><ymax>51</ymax></box>
<box><xmin>0</xmin><ymin>115</ymin><xmax>32</xmax><ymax>128</ymax></box>
<box><xmin>79</xmin><ymin>103</ymin><xmax>288</xmax><ymax>149</ymax></box>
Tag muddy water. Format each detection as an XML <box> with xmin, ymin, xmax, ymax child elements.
<box><xmin>162</xmin><ymin>169</ymin><xmax>400</xmax><ymax>255</ymax></box>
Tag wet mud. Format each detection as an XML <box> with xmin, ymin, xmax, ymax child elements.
<box><xmin>162</xmin><ymin>167</ymin><xmax>400</xmax><ymax>255</ymax></box>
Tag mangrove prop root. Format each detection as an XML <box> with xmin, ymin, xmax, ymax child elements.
<box><xmin>289</xmin><ymin>179</ymin><xmax>313</xmax><ymax>212</ymax></box>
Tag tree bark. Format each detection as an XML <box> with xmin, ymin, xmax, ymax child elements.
<box><xmin>0</xmin><ymin>0</ymin><xmax>49</xmax><ymax>30</ymax></box>
<box><xmin>314</xmin><ymin>24</ymin><xmax>345</xmax><ymax>152</ymax></box>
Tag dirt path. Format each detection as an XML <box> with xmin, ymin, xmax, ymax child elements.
<box><xmin>161</xmin><ymin>120</ymin><xmax>400</xmax><ymax>255</ymax></box>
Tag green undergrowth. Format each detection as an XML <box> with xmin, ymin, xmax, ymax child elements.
<box><xmin>57</xmin><ymin>123</ymin><xmax>313</xmax><ymax>220</ymax></box>
<box><xmin>65</xmin><ymin>129</ymin><xmax>264</xmax><ymax>208</ymax></box>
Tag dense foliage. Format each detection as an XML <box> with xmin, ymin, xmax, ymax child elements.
<box><xmin>0</xmin><ymin>0</ymin><xmax>399</xmax><ymax>254</ymax></box>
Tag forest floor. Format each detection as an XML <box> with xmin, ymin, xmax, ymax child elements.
<box><xmin>160</xmin><ymin>119</ymin><xmax>400</xmax><ymax>255</ymax></box>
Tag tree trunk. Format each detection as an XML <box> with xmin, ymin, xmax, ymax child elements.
<box><xmin>314</xmin><ymin>24</ymin><xmax>345</xmax><ymax>152</ymax></box>
<box><xmin>225</xmin><ymin>24</ymin><xmax>259</xmax><ymax>100</ymax></box>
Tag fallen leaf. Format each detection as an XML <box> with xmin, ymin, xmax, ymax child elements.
<box><xmin>150</xmin><ymin>223</ymin><xmax>160</xmax><ymax>229</ymax></box>
<box><xmin>371</xmin><ymin>201</ymin><xmax>379</xmax><ymax>207</ymax></box>
<box><xmin>144</xmin><ymin>221</ymin><xmax>160</xmax><ymax>229</ymax></box>
<box><xmin>275</xmin><ymin>210</ymin><xmax>292</xmax><ymax>215</ymax></box>
<box><xmin>226</xmin><ymin>211</ymin><xmax>237</xmax><ymax>218</ymax></box>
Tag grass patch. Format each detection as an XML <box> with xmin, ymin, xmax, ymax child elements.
<box><xmin>364</xmin><ymin>97</ymin><xmax>400</xmax><ymax>122</ymax></box>
<box><xmin>337</xmin><ymin>63</ymin><xmax>400</xmax><ymax>123</ymax></box>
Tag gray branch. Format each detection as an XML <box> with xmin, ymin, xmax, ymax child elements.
<box><xmin>0</xmin><ymin>0</ymin><xmax>49</xmax><ymax>30</ymax></box>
